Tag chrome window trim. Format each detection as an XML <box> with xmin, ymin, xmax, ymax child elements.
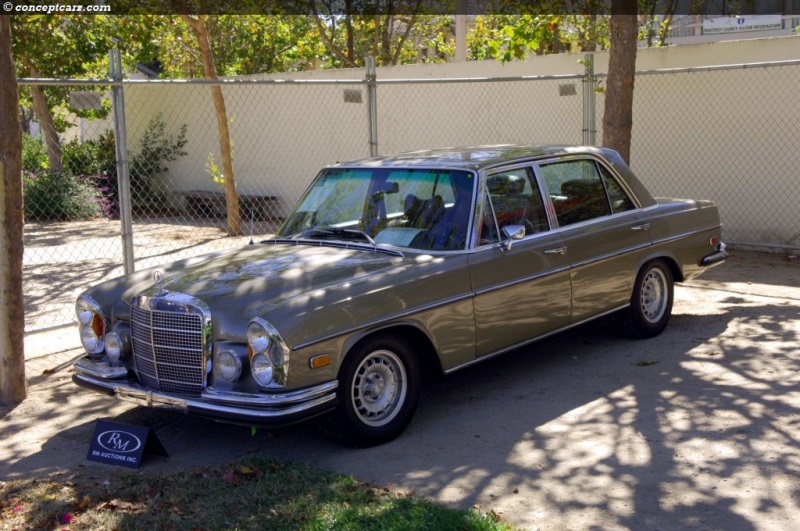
<box><xmin>280</xmin><ymin>166</ymin><xmax>480</xmax><ymax>253</ymax></box>
<box><xmin>533</xmin><ymin>153</ymin><xmax>643</xmax><ymax>210</ymax></box>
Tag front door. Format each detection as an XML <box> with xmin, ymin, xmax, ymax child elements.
<box><xmin>469</xmin><ymin>166</ymin><xmax>572</xmax><ymax>356</ymax></box>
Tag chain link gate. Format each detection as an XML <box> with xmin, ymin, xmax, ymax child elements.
<box><xmin>19</xmin><ymin>56</ymin><xmax>800</xmax><ymax>333</ymax></box>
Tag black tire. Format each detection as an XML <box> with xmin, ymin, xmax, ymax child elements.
<box><xmin>619</xmin><ymin>259</ymin><xmax>674</xmax><ymax>339</ymax></box>
<box><xmin>323</xmin><ymin>334</ymin><xmax>420</xmax><ymax>447</ymax></box>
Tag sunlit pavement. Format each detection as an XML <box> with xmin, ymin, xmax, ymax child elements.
<box><xmin>6</xmin><ymin>250</ymin><xmax>799</xmax><ymax>530</ymax></box>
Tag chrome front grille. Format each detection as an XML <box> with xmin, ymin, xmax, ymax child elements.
<box><xmin>130</xmin><ymin>295</ymin><xmax>209</xmax><ymax>398</ymax></box>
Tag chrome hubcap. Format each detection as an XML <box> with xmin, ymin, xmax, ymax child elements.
<box><xmin>640</xmin><ymin>268</ymin><xmax>668</xmax><ymax>323</ymax></box>
<box><xmin>351</xmin><ymin>350</ymin><xmax>407</xmax><ymax>427</ymax></box>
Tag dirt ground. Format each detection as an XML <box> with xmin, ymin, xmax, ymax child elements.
<box><xmin>4</xmin><ymin>249</ymin><xmax>800</xmax><ymax>530</ymax></box>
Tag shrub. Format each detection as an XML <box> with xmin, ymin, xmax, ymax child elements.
<box><xmin>23</xmin><ymin>170</ymin><xmax>105</xmax><ymax>222</ymax></box>
<box><xmin>62</xmin><ymin>130</ymin><xmax>117</xmax><ymax>178</ymax></box>
<box><xmin>22</xmin><ymin>133</ymin><xmax>48</xmax><ymax>173</ymax></box>
<box><xmin>130</xmin><ymin>113</ymin><xmax>188</xmax><ymax>209</ymax></box>
<box><xmin>62</xmin><ymin>130</ymin><xmax>119</xmax><ymax>217</ymax></box>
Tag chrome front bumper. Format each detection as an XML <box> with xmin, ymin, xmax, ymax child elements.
<box><xmin>73</xmin><ymin>367</ymin><xmax>338</xmax><ymax>427</ymax></box>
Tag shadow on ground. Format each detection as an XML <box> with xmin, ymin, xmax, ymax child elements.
<box><xmin>4</xmin><ymin>251</ymin><xmax>799</xmax><ymax>529</ymax></box>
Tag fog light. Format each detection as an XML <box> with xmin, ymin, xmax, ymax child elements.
<box><xmin>105</xmin><ymin>331</ymin><xmax>123</xmax><ymax>364</ymax></box>
<box><xmin>251</xmin><ymin>353</ymin><xmax>274</xmax><ymax>387</ymax></box>
<box><xmin>214</xmin><ymin>350</ymin><xmax>242</xmax><ymax>383</ymax></box>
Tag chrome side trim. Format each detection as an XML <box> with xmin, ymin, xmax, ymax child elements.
<box><xmin>651</xmin><ymin>226</ymin><xmax>721</xmax><ymax>247</ymax></box>
<box><xmin>568</xmin><ymin>242</ymin><xmax>652</xmax><ymax>270</ymax></box>
<box><xmin>443</xmin><ymin>304</ymin><xmax>630</xmax><ymax>375</ymax></box>
<box><xmin>291</xmin><ymin>291</ymin><xmax>474</xmax><ymax>351</ymax></box>
<box><xmin>472</xmin><ymin>265</ymin><xmax>571</xmax><ymax>297</ymax></box>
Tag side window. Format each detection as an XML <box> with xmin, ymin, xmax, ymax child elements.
<box><xmin>479</xmin><ymin>167</ymin><xmax>549</xmax><ymax>245</ymax></box>
<box><xmin>540</xmin><ymin>160</ymin><xmax>611</xmax><ymax>227</ymax></box>
<box><xmin>598</xmin><ymin>164</ymin><xmax>636</xmax><ymax>214</ymax></box>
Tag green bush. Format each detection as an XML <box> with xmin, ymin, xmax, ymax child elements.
<box><xmin>62</xmin><ymin>130</ymin><xmax>117</xmax><ymax>178</ymax></box>
<box><xmin>62</xmin><ymin>130</ymin><xmax>119</xmax><ymax>217</ymax></box>
<box><xmin>22</xmin><ymin>133</ymin><xmax>48</xmax><ymax>173</ymax></box>
<box><xmin>23</xmin><ymin>170</ymin><xmax>104</xmax><ymax>221</ymax></box>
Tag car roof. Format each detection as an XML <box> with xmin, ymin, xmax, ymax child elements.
<box><xmin>329</xmin><ymin>144</ymin><xmax>607</xmax><ymax>172</ymax></box>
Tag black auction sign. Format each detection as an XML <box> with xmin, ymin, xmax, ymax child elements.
<box><xmin>87</xmin><ymin>420</ymin><xmax>168</xmax><ymax>469</ymax></box>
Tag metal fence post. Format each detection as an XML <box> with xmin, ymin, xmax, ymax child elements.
<box><xmin>109</xmin><ymin>47</ymin><xmax>135</xmax><ymax>274</ymax></box>
<box><xmin>366</xmin><ymin>56</ymin><xmax>378</xmax><ymax>157</ymax></box>
<box><xmin>582</xmin><ymin>53</ymin><xmax>597</xmax><ymax>146</ymax></box>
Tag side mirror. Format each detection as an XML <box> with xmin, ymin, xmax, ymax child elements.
<box><xmin>501</xmin><ymin>225</ymin><xmax>525</xmax><ymax>251</ymax></box>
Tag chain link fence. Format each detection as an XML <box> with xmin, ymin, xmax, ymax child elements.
<box><xmin>625</xmin><ymin>61</ymin><xmax>800</xmax><ymax>248</ymax></box>
<box><xmin>18</xmin><ymin>58</ymin><xmax>800</xmax><ymax>332</ymax></box>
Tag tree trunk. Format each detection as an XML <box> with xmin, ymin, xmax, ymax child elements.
<box><xmin>0</xmin><ymin>16</ymin><xmax>27</xmax><ymax>405</ymax></box>
<box><xmin>602</xmin><ymin>5</ymin><xmax>639</xmax><ymax>164</ymax></box>
<box><xmin>181</xmin><ymin>15</ymin><xmax>242</xmax><ymax>236</ymax></box>
<box><xmin>28</xmin><ymin>67</ymin><xmax>62</xmax><ymax>173</ymax></box>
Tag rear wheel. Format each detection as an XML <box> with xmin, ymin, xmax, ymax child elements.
<box><xmin>620</xmin><ymin>259</ymin><xmax>674</xmax><ymax>339</ymax></box>
<box><xmin>324</xmin><ymin>334</ymin><xmax>420</xmax><ymax>447</ymax></box>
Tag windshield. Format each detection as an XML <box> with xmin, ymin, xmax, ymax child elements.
<box><xmin>277</xmin><ymin>167</ymin><xmax>476</xmax><ymax>251</ymax></box>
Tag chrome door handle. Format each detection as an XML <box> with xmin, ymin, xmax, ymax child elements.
<box><xmin>631</xmin><ymin>223</ymin><xmax>650</xmax><ymax>231</ymax></box>
<box><xmin>544</xmin><ymin>247</ymin><xmax>567</xmax><ymax>255</ymax></box>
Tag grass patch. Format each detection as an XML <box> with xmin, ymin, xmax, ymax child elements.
<box><xmin>0</xmin><ymin>456</ymin><xmax>514</xmax><ymax>530</ymax></box>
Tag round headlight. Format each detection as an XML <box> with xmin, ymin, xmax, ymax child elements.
<box><xmin>80</xmin><ymin>325</ymin><xmax>103</xmax><ymax>354</ymax></box>
<box><xmin>251</xmin><ymin>353</ymin><xmax>274</xmax><ymax>387</ymax></box>
<box><xmin>247</xmin><ymin>321</ymin><xmax>270</xmax><ymax>354</ymax></box>
<box><xmin>76</xmin><ymin>295</ymin><xmax>105</xmax><ymax>355</ymax></box>
<box><xmin>76</xmin><ymin>297</ymin><xmax>95</xmax><ymax>326</ymax></box>
<box><xmin>214</xmin><ymin>350</ymin><xmax>242</xmax><ymax>383</ymax></box>
<box><xmin>105</xmin><ymin>332</ymin><xmax>123</xmax><ymax>363</ymax></box>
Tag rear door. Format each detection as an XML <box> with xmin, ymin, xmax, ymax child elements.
<box><xmin>536</xmin><ymin>157</ymin><xmax>651</xmax><ymax>323</ymax></box>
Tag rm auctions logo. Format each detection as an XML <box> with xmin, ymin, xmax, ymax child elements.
<box><xmin>96</xmin><ymin>430</ymin><xmax>142</xmax><ymax>454</ymax></box>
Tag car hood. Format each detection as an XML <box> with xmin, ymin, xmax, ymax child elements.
<box><xmin>96</xmin><ymin>239</ymin><xmax>468</xmax><ymax>348</ymax></box>
<box><xmin>129</xmin><ymin>241</ymin><xmax>404</xmax><ymax>309</ymax></box>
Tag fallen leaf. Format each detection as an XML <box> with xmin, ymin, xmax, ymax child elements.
<box><xmin>76</xmin><ymin>495</ymin><xmax>92</xmax><ymax>510</ymax></box>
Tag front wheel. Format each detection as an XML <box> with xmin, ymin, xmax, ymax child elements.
<box><xmin>323</xmin><ymin>334</ymin><xmax>420</xmax><ymax>447</ymax></box>
<box><xmin>619</xmin><ymin>259</ymin><xmax>674</xmax><ymax>339</ymax></box>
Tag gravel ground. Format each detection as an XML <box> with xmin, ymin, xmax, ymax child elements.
<box><xmin>5</xmin><ymin>249</ymin><xmax>800</xmax><ymax>530</ymax></box>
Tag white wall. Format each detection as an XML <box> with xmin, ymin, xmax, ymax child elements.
<box><xmin>123</xmin><ymin>36</ymin><xmax>800</xmax><ymax>246</ymax></box>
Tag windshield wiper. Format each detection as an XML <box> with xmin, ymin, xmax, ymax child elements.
<box><xmin>300</xmin><ymin>228</ymin><xmax>377</xmax><ymax>245</ymax></box>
